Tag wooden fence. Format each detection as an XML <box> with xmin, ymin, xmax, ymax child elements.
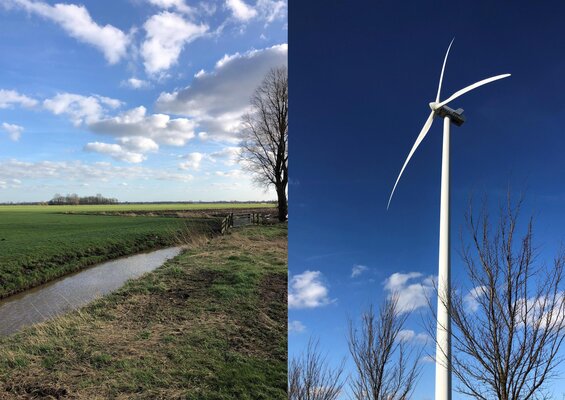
<box><xmin>221</xmin><ymin>212</ymin><xmax>234</xmax><ymax>234</ymax></box>
<box><xmin>221</xmin><ymin>212</ymin><xmax>272</xmax><ymax>234</ymax></box>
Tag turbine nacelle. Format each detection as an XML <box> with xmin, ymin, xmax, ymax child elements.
<box><xmin>436</xmin><ymin>105</ymin><xmax>465</xmax><ymax>127</ymax></box>
<box><xmin>429</xmin><ymin>101</ymin><xmax>439</xmax><ymax>111</ymax></box>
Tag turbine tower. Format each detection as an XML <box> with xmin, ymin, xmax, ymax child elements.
<box><xmin>387</xmin><ymin>39</ymin><xmax>510</xmax><ymax>400</ymax></box>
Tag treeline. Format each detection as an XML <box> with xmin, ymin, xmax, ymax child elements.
<box><xmin>48</xmin><ymin>193</ymin><xmax>118</xmax><ymax>205</ymax></box>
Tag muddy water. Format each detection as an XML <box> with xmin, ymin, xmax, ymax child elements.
<box><xmin>0</xmin><ymin>247</ymin><xmax>182</xmax><ymax>336</ymax></box>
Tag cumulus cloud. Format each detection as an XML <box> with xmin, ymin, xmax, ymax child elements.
<box><xmin>351</xmin><ymin>264</ymin><xmax>368</xmax><ymax>278</ymax></box>
<box><xmin>141</xmin><ymin>11</ymin><xmax>207</xmax><ymax>74</ymax></box>
<box><xmin>84</xmin><ymin>142</ymin><xmax>145</xmax><ymax>163</ymax></box>
<box><xmin>43</xmin><ymin>93</ymin><xmax>122</xmax><ymax>125</ymax></box>
<box><xmin>6</xmin><ymin>0</ymin><xmax>130</xmax><ymax>64</ymax></box>
<box><xmin>117</xmin><ymin>136</ymin><xmax>159</xmax><ymax>153</ymax></box>
<box><xmin>179</xmin><ymin>152</ymin><xmax>204</xmax><ymax>170</ymax></box>
<box><xmin>225</xmin><ymin>0</ymin><xmax>257</xmax><ymax>21</ymax></box>
<box><xmin>0</xmin><ymin>89</ymin><xmax>37</xmax><ymax>109</ymax></box>
<box><xmin>1</xmin><ymin>122</ymin><xmax>24</xmax><ymax>141</ymax></box>
<box><xmin>146</xmin><ymin>0</ymin><xmax>193</xmax><ymax>14</ymax></box>
<box><xmin>122</xmin><ymin>77</ymin><xmax>150</xmax><ymax>89</ymax></box>
<box><xmin>288</xmin><ymin>320</ymin><xmax>306</xmax><ymax>333</ymax></box>
<box><xmin>397</xmin><ymin>329</ymin><xmax>430</xmax><ymax>344</ymax></box>
<box><xmin>156</xmin><ymin>43</ymin><xmax>287</xmax><ymax>141</ymax></box>
<box><xmin>88</xmin><ymin>106</ymin><xmax>197</xmax><ymax>147</ymax></box>
<box><xmin>504</xmin><ymin>293</ymin><xmax>565</xmax><ymax>330</ymax></box>
<box><xmin>0</xmin><ymin>158</ymin><xmax>194</xmax><ymax>183</ymax></box>
<box><xmin>41</xmin><ymin>92</ymin><xmax>196</xmax><ymax>161</ymax></box>
<box><xmin>209</xmin><ymin>146</ymin><xmax>240</xmax><ymax>166</ymax></box>
<box><xmin>225</xmin><ymin>0</ymin><xmax>286</xmax><ymax>24</ymax></box>
<box><xmin>384</xmin><ymin>272</ymin><xmax>435</xmax><ymax>314</ymax></box>
<box><xmin>463</xmin><ymin>285</ymin><xmax>488</xmax><ymax>312</ymax></box>
<box><xmin>289</xmin><ymin>270</ymin><xmax>333</xmax><ymax>309</ymax></box>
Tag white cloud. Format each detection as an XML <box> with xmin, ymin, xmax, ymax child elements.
<box><xmin>0</xmin><ymin>178</ymin><xmax>22</xmax><ymax>189</ymax></box>
<box><xmin>88</xmin><ymin>106</ymin><xmax>197</xmax><ymax>147</ymax></box>
<box><xmin>209</xmin><ymin>146</ymin><xmax>240</xmax><ymax>166</ymax></box>
<box><xmin>226</xmin><ymin>0</ymin><xmax>257</xmax><ymax>21</ymax></box>
<box><xmin>384</xmin><ymin>272</ymin><xmax>423</xmax><ymax>292</ymax></box>
<box><xmin>122</xmin><ymin>77</ymin><xmax>150</xmax><ymax>89</ymax></box>
<box><xmin>179</xmin><ymin>152</ymin><xmax>204</xmax><ymax>170</ymax></box>
<box><xmin>141</xmin><ymin>11</ymin><xmax>208</xmax><ymax>74</ymax></box>
<box><xmin>289</xmin><ymin>270</ymin><xmax>333</xmax><ymax>309</ymax></box>
<box><xmin>397</xmin><ymin>329</ymin><xmax>430</xmax><ymax>344</ymax></box>
<box><xmin>288</xmin><ymin>320</ymin><xmax>306</xmax><ymax>333</ymax></box>
<box><xmin>256</xmin><ymin>0</ymin><xmax>286</xmax><ymax>24</ymax></box>
<box><xmin>156</xmin><ymin>43</ymin><xmax>287</xmax><ymax>141</ymax></box>
<box><xmin>514</xmin><ymin>293</ymin><xmax>565</xmax><ymax>329</ymax></box>
<box><xmin>0</xmin><ymin>89</ymin><xmax>37</xmax><ymax>108</ymax></box>
<box><xmin>117</xmin><ymin>136</ymin><xmax>159</xmax><ymax>153</ymax></box>
<box><xmin>463</xmin><ymin>285</ymin><xmax>488</xmax><ymax>312</ymax></box>
<box><xmin>0</xmin><ymin>158</ymin><xmax>194</xmax><ymax>183</ymax></box>
<box><xmin>384</xmin><ymin>272</ymin><xmax>435</xmax><ymax>314</ymax></box>
<box><xmin>146</xmin><ymin>0</ymin><xmax>193</xmax><ymax>14</ymax></box>
<box><xmin>225</xmin><ymin>0</ymin><xmax>286</xmax><ymax>25</ymax></box>
<box><xmin>6</xmin><ymin>0</ymin><xmax>130</xmax><ymax>64</ymax></box>
<box><xmin>215</xmin><ymin>169</ymin><xmax>245</xmax><ymax>178</ymax></box>
<box><xmin>351</xmin><ymin>264</ymin><xmax>368</xmax><ymax>278</ymax></box>
<box><xmin>84</xmin><ymin>142</ymin><xmax>145</xmax><ymax>163</ymax></box>
<box><xmin>43</xmin><ymin>93</ymin><xmax>122</xmax><ymax>125</ymax></box>
<box><xmin>1</xmin><ymin>122</ymin><xmax>24</xmax><ymax>141</ymax></box>
<box><xmin>421</xmin><ymin>355</ymin><xmax>435</xmax><ymax>363</ymax></box>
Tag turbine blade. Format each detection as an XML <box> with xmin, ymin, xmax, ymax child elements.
<box><xmin>436</xmin><ymin>73</ymin><xmax>511</xmax><ymax>108</ymax></box>
<box><xmin>436</xmin><ymin>38</ymin><xmax>455</xmax><ymax>103</ymax></box>
<box><xmin>387</xmin><ymin>110</ymin><xmax>435</xmax><ymax>210</ymax></box>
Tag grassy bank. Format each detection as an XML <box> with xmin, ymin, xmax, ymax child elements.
<box><xmin>0</xmin><ymin>224</ymin><xmax>288</xmax><ymax>399</ymax></box>
<box><xmin>0</xmin><ymin>210</ymin><xmax>218</xmax><ymax>299</ymax></box>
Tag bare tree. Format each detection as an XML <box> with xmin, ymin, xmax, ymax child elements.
<box><xmin>240</xmin><ymin>66</ymin><xmax>288</xmax><ymax>222</ymax></box>
<box><xmin>445</xmin><ymin>195</ymin><xmax>565</xmax><ymax>400</ymax></box>
<box><xmin>289</xmin><ymin>338</ymin><xmax>345</xmax><ymax>400</ymax></box>
<box><xmin>348</xmin><ymin>297</ymin><xmax>422</xmax><ymax>400</ymax></box>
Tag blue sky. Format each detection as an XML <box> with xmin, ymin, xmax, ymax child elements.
<box><xmin>289</xmin><ymin>1</ymin><xmax>565</xmax><ymax>399</ymax></box>
<box><xmin>0</xmin><ymin>0</ymin><xmax>287</xmax><ymax>202</ymax></box>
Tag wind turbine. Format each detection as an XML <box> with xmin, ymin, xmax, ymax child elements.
<box><xmin>387</xmin><ymin>39</ymin><xmax>510</xmax><ymax>400</ymax></box>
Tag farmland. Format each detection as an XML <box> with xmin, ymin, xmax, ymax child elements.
<box><xmin>0</xmin><ymin>224</ymin><xmax>288</xmax><ymax>399</ymax></box>
<box><xmin>0</xmin><ymin>203</ymin><xmax>274</xmax><ymax>299</ymax></box>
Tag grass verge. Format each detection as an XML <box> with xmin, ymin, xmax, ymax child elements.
<box><xmin>0</xmin><ymin>224</ymin><xmax>287</xmax><ymax>399</ymax></box>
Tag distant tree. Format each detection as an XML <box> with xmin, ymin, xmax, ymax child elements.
<box><xmin>240</xmin><ymin>66</ymin><xmax>288</xmax><ymax>222</ymax></box>
<box><xmin>47</xmin><ymin>193</ymin><xmax>118</xmax><ymax>205</ymax></box>
<box><xmin>289</xmin><ymin>338</ymin><xmax>345</xmax><ymax>400</ymax></box>
<box><xmin>443</xmin><ymin>195</ymin><xmax>565</xmax><ymax>400</ymax></box>
<box><xmin>348</xmin><ymin>297</ymin><xmax>422</xmax><ymax>400</ymax></box>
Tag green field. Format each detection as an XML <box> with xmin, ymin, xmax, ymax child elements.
<box><xmin>0</xmin><ymin>224</ymin><xmax>288</xmax><ymax>399</ymax></box>
<box><xmin>0</xmin><ymin>203</ymin><xmax>274</xmax><ymax>213</ymax></box>
<box><xmin>0</xmin><ymin>203</ymin><xmax>273</xmax><ymax>299</ymax></box>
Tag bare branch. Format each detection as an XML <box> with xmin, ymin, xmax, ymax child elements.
<box><xmin>445</xmin><ymin>193</ymin><xmax>565</xmax><ymax>400</ymax></box>
<box><xmin>348</xmin><ymin>297</ymin><xmax>422</xmax><ymax>400</ymax></box>
<box><xmin>239</xmin><ymin>66</ymin><xmax>288</xmax><ymax>221</ymax></box>
<box><xmin>289</xmin><ymin>338</ymin><xmax>346</xmax><ymax>400</ymax></box>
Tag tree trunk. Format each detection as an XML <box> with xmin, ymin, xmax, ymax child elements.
<box><xmin>276</xmin><ymin>184</ymin><xmax>287</xmax><ymax>222</ymax></box>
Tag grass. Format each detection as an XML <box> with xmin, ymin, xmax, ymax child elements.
<box><xmin>0</xmin><ymin>224</ymin><xmax>288</xmax><ymax>399</ymax></box>
<box><xmin>0</xmin><ymin>203</ymin><xmax>274</xmax><ymax>214</ymax></box>
<box><xmin>0</xmin><ymin>203</ymin><xmax>274</xmax><ymax>299</ymax></box>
